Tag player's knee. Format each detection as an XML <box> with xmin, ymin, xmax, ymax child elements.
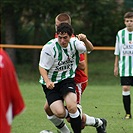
<box><xmin>54</xmin><ymin>109</ymin><xmax>66</xmax><ymax>118</ymax></box>
<box><xmin>67</xmin><ymin>105</ymin><xmax>77</xmax><ymax>113</ymax></box>
<box><xmin>122</xmin><ymin>86</ymin><xmax>130</xmax><ymax>91</ymax></box>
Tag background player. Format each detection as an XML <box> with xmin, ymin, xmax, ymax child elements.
<box><xmin>114</xmin><ymin>11</ymin><xmax>133</xmax><ymax>119</ymax></box>
<box><xmin>0</xmin><ymin>48</ymin><xmax>25</xmax><ymax>133</ymax></box>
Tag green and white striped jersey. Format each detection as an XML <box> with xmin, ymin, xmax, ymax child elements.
<box><xmin>39</xmin><ymin>37</ymin><xmax>87</xmax><ymax>85</ymax></box>
<box><xmin>114</xmin><ymin>28</ymin><xmax>133</xmax><ymax>77</ymax></box>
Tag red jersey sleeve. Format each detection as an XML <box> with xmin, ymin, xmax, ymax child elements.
<box><xmin>0</xmin><ymin>49</ymin><xmax>25</xmax><ymax>133</ymax></box>
<box><xmin>79</xmin><ymin>53</ymin><xmax>85</xmax><ymax>62</ymax></box>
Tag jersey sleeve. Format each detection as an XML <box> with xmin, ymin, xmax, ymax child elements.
<box><xmin>79</xmin><ymin>53</ymin><xmax>85</xmax><ymax>62</ymax></box>
<box><xmin>75</xmin><ymin>38</ymin><xmax>87</xmax><ymax>53</ymax></box>
<box><xmin>114</xmin><ymin>32</ymin><xmax>120</xmax><ymax>56</ymax></box>
<box><xmin>11</xmin><ymin>72</ymin><xmax>25</xmax><ymax>117</ymax></box>
<box><xmin>0</xmin><ymin>49</ymin><xmax>25</xmax><ymax>119</ymax></box>
<box><xmin>39</xmin><ymin>44</ymin><xmax>54</xmax><ymax>70</ymax></box>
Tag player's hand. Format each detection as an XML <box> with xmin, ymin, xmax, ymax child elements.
<box><xmin>76</xmin><ymin>33</ymin><xmax>87</xmax><ymax>42</ymax></box>
<box><xmin>46</xmin><ymin>81</ymin><xmax>55</xmax><ymax>89</ymax></box>
<box><xmin>114</xmin><ymin>66</ymin><xmax>118</xmax><ymax>77</ymax></box>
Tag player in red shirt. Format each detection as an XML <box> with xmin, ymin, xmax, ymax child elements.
<box><xmin>74</xmin><ymin>53</ymin><xmax>88</xmax><ymax>104</ymax></box>
<box><xmin>0</xmin><ymin>48</ymin><xmax>25</xmax><ymax>133</ymax></box>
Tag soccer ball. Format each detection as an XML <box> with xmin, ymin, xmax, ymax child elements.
<box><xmin>40</xmin><ymin>130</ymin><xmax>53</xmax><ymax>133</ymax></box>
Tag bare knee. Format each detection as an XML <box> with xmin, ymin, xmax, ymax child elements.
<box><xmin>54</xmin><ymin>109</ymin><xmax>66</xmax><ymax>118</ymax></box>
<box><xmin>67</xmin><ymin>105</ymin><xmax>77</xmax><ymax>113</ymax></box>
<box><xmin>50</xmin><ymin>101</ymin><xmax>66</xmax><ymax>118</ymax></box>
<box><xmin>122</xmin><ymin>86</ymin><xmax>130</xmax><ymax>91</ymax></box>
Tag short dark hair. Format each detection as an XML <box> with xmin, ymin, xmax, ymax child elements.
<box><xmin>124</xmin><ymin>12</ymin><xmax>133</xmax><ymax>19</ymax></box>
<box><xmin>57</xmin><ymin>23</ymin><xmax>73</xmax><ymax>36</ymax></box>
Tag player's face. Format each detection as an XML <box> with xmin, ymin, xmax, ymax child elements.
<box><xmin>124</xmin><ymin>18</ymin><xmax>133</xmax><ymax>31</ymax></box>
<box><xmin>58</xmin><ymin>32</ymin><xmax>71</xmax><ymax>48</ymax></box>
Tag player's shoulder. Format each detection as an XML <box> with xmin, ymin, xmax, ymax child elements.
<box><xmin>46</xmin><ymin>38</ymin><xmax>57</xmax><ymax>45</ymax></box>
<box><xmin>0</xmin><ymin>49</ymin><xmax>12</xmax><ymax>65</ymax></box>
<box><xmin>117</xmin><ymin>28</ymin><xmax>126</xmax><ymax>35</ymax></box>
<box><xmin>0</xmin><ymin>49</ymin><xmax>15</xmax><ymax>72</ymax></box>
<box><xmin>0</xmin><ymin>48</ymin><xmax>7</xmax><ymax>57</ymax></box>
<box><xmin>70</xmin><ymin>36</ymin><xmax>78</xmax><ymax>41</ymax></box>
<box><xmin>42</xmin><ymin>38</ymin><xmax>57</xmax><ymax>49</ymax></box>
<box><xmin>70</xmin><ymin>36</ymin><xmax>81</xmax><ymax>44</ymax></box>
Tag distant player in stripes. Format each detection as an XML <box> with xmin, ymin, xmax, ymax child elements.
<box><xmin>42</xmin><ymin>13</ymin><xmax>107</xmax><ymax>133</ymax></box>
<box><xmin>0</xmin><ymin>48</ymin><xmax>25</xmax><ymax>133</ymax></box>
<box><xmin>114</xmin><ymin>11</ymin><xmax>133</xmax><ymax>119</ymax></box>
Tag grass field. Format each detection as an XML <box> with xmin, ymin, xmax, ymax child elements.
<box><xmin>12</xmin><ymin>51</ymin><xmax>133</xmax><ymax>133</ymax></box>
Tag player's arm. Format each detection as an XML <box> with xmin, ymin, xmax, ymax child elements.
<box><xmin>78</xmin><ymin>60</ymin><xmax>86</xmax><ymax>70</ymax></box>
<box><xmin>114</xmin><ymin>55</ymin><xmax>119</xmax><ymax>77</ymax></box>
<box><xmin>77</xmin><ymin>53</ymin><xmax>86</xmax><ymax>70</ymax></box>
<box><xmin>114</xmin><ymin>33</ymin><xmax>119</xmax><ymax>77</ymax></box>
<box><xmin>39</xmin><ymin>66</ymin><xmax>54</xmax><ymax>89</ymax></box>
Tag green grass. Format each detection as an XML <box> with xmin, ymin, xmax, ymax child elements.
<box><xmin>11</xmin><ymin>83</ymin><xmax>133</xmax><ymax>133</ymax></box>
<box><xmin>11</xmin><ymin>51</ymin><xmax>133</xmax><ymax>133</ymax></box>
<box><xmin>88</xmin><ymin>50</ymin><xmax>120</xmax><ymax>86</ymax></box>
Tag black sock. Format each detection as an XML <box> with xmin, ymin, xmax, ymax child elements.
<box><xmin>70</xmin><ymin>115</ymin><xmax>81</xmax><ymax>133</ymax></box>
<box><xmin>123</xmin><ymin>95</ymin><xmax>131</xmax><ymax>114</ymax></box>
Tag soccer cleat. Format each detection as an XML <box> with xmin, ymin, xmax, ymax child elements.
<box><xmin>77</xmin><ymin>104</ymin><xmax>82</xmax><ymax>119</ymax></box>
<box><xmin>123</xmin><ymin>114</ymin><xmax>132</xmax><ymax>119</ymax></box>
<box><xmin>96</xmin><ymin>118</ymin><xmax>107</xmax><ymax>133</ymax></box>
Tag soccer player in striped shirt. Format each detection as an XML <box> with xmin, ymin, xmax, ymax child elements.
<box><xmin>43</xmin><ymin>13</ymin><xmax>107</xmax><ymax>133</ymax></box>
<box><xmin>114</xmin><ymin>12</ymin><xmax>133</xmax><ymax>119</ymax></box>
<box><xmin>39</xmin><ymin>23</ymin><xmax>93</xmax><ymax>133</ymax></box>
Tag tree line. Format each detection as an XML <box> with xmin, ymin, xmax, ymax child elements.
<box><xmin>1</xmin><ymin>0</ymin><xmax>133</xmax><ymax>67</ymax></box>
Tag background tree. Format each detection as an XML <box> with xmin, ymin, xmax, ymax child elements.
<box><xmin>1</xmin><ymin>0</ymin><xmax>133</xmax><ymax>66</ymax></box>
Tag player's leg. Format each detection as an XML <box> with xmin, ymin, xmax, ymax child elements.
<box><xmin>42</xmin><ymin>83</ymin><xmax>71</xmax><ymax>133</ymax></box>
<box><xmin>65</xmin><ymin>92</ymin><xmax>81</xmax><ymax>133</ymax></box>
<box><xmin>44</xmin><ymin>101</ymin><xmax>71</xmax><ymax>133</ymax></box>
<box><xmin>76</xmin><ymin>82</ymin><xmax>87</xmax><ymax>104</ymax></box>
<box><xmin>83</xmin><ymin>114</ymin><xmax>107</xmax><ymax>131</ymax></box>
<box><xmin>121</xmin><ymin>77</ymin><xmax>132</xmax><ymax>119</ymax></box>
<box><xmin>82</xmin><ymin>113</ymin><xmax>103</xmax><ymax>127</ymax></box>
<box><xmin>76</xmin><ymin>82</ymin><xmax>107</xmax><ymax>132</ymax></box>
<box><xmin>76</xmin><ymin>81</ymin><xmax>107</xmax><ymax>132</ymax></box>
<box><xmin>76</xmin><ymin>83</ymin><xmax>82</xmax><ymax>104</ymax></box>
<box><xmin>122</xmin><ymin>86</ymin><xmax>131</xmax><ymax>119</ymax></box>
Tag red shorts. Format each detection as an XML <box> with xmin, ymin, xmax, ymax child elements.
<box><xmin>75</xmin><ymin>81</ymin><xmax>88</xmax><ymax>104</ymax></box>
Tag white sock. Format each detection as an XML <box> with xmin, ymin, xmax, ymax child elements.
<box><xmin>122</xmin><ymin>91</ymin><xmax>130</xmax><ymax>96</ymax></box>
<box><xmin>69</xmin><ymin>110</ymin><xmax>80</xmax><ymax>118</ymax></box>
<box><xmin>84</xmin><ymin>114</ymin><xmax>95</xmax><ymax>126</ymax></box>
<box><xmin>47</xmin><ymin>115</ymin><xmax>70</xmax><ymax>133</ymax></box>
<box><xmin>84</xmin><ymin>114</ymin><xmax>103</xmax><ymax>127</ymax></box>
